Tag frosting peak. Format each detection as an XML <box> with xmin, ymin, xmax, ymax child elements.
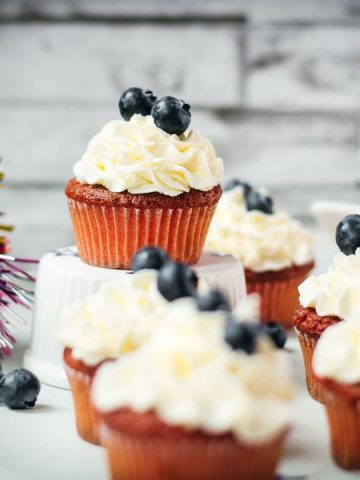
<box><xmin>299</xmin><ymin>249</ymin><xmax>360</xmax><ymax>321</ymax></box>
<box><xmin>74</xmin><ymin>114</ymin><xmax>223</xmax><ymax>196</ymax></box>
<box><xmin>205</xmin><ymin>187</ymin><xmax>314</xmax><ymax>272</ymax></box>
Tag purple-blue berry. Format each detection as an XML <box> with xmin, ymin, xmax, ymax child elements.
<box><xmin>119</xmin><ymin>87</ymin><xmax>156</xmax><ymax>121</ymax></box>
<box><xmin>0</xmin><ymin>368</ymin><xmax>40</xmax><ymax>410</ymax></box>
<box><xmin>152</xmin><ymin>96</ymin><xmax>191</xmax><ymax>136</ymax></box>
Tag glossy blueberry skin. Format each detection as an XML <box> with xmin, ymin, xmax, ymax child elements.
<box><xmin>197</xmin><ymin>289</ymin><xmax>230</xmax><ymax>312</ymax></box>
<box><xmin>245</xmin><ymin>190</ymin><xmax>273</xmax><ymax>214</ymax></box>
<box><xmin>157</xmin><ymin>261</ymin><xmax>197</xmax><ymax>302</ymax></box>
<box><xmin>119</xmin><ymin>87</ymin><xmax>156</xmax><ymax>121</ymax></box>
<box><xmin>262</xmin><ymin>322</ymin><xmax>287</xmax><ymax>349</ymax></box>
<box><xmin>224</xmin><ymin>319</ymin><xmax>260</xmax><ymax>354</ymax></box>
<box><xmin>336</xmin><ymin>214</ymin><xmax>360</xmax><ymax>256</ymax></box>
<box><xmin>0</xmin><ymin>369</ymin><xmax>41</xmax><ymax>410</ymax></box>
<box><xmin>223</xmin><ymin>178</ymin><xmax>252</xmax><ymax>196</ymax></box>
<box><xmin>131</xmin><ymin>246</ymin><xmax>169</xmax><ymax>272</ymax></box>
<box><xmin>151</xmin><ymin>96</ymin><xmax>191</xmax><ymax>136</ymax></box>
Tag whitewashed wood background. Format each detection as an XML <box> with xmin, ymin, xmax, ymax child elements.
<box><xmin>1</xmin><ymin>0</ymin><xmax>360</xmax><ymax>258</ymax></box>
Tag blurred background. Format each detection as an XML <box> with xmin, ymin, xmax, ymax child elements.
<box><xmin>1</xmin><ymin>0</ymin><xmax>360</xmax><ymax>259</ymax></box>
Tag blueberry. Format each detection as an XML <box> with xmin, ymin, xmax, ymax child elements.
<box><xmin>262</xmin><ymin>322</ymin><xmax>287</xmax><ymax>349</ymax></box>
<box><xmin>246</xmin><ymin>190</ymin><xmax>273</xmax><ymax>214</ymax></box>
<box><xmin>224</xmin><ymin>319</ymin><xmax>260</xmax><ymax>354</ymax></box>
<box><xmin>336</xmin><ymin>214</ymin><xmax>360</xmax><ymax>256</ymax></box>
<box><xmin>157</xmin><ymin>261</ymin><xmax>197</xmax><ymax>302</ymax></box>
<box><xmin>197</xmin><ymin>290</ymin><xmax>230</xmax><ymax>312</ymax></box>
<box><xmin>0</xmin><ymin>368</ymin><xmax>40</xmax><ymax>410</ymax></box>
<box><xmin>223</xmin><ymin>178</ymin><xmax>252</xmax><ymax>196</ymax></box>
<box><xmin>119</xmin><ymin>87</ymin><xmax>156</xmax><ymax>121</ymax></box>
<box><xmin>132</xmin><ymin>246</ymin><xmax>169</xmax><ymax>272</ymax></box>
<box><xmin>151</xmin><ymin>96</ymin><xmax>191</xmax><ymax>136</ymax></box>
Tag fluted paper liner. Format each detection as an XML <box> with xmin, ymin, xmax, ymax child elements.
<box><xmin>98</xmin><ymin>415</ymin><xmax>288</xmax><ymax>480</ymax></box>
<box><xmin>319</xmin><ymin>379</ymin><xmax>360</xmax><ymax>470</ymax></box>
<box><xmin>295</xmin><ymin>330</ymin><xmax>324</xmax><ymax>403</ymax></box>
<box><xmin>67</xmin><ymin>199</ymin><xmax>217</xmax><ymax>269</ymax></box>
<box><xmin>246</xmin><ymin>266</ymin><xmax>312</xmax><ymax>329</ymax></box>
<box><xmin>65</xmin><ymin>365</ymin><xmax>101</xmax><ymax>445</ymax></box>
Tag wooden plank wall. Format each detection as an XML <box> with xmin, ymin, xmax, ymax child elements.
<box><xmin>1</xmin><ymin>0</ymin><xmax>360</xmax><ymax>257</ymax></box>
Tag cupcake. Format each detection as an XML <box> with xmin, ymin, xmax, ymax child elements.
<box><xmin>206</xmin><ymin>179</ymin><xmax>314</xmax><ymax>328</ymax></box>
<box><xmin>66</xmin><ymin>88</ymin><xmax>223</xmax><ymax>269</ymax></box>
<box><xmin>92</xmin><ymin>295</ymin><xmax>294</xmax><ymax>480</ymax></box>
<box><xmin>313</xmin><ymin>321</ymin><xmax>360</xmax><ymax>470</ymax></box>
<box><xmin>59</xmin><ymin>247</ymin><xmax>200</xmax><ymax>444</ymax></box>
<box><xmin>294</xmin><ymin>214</ymin><xmax>360</xmax><ymax>403</ymax></box>
<box><xmin>59</xmin><ymin>267</ymin><xmax>166</xmax><ymax>444</ymax></box>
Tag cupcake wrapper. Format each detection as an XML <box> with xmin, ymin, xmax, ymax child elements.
<box><xmin>246</xmin><ymin>269</ymin><xmax>311</xmax><ymax>329</ymax></box>
<box><xmin>65</xmin><ymin>365</ymin><xmax>101</xmax><ymax>445</ymax></box>
<box><xmin>67</xmin><ymin>199</ymin><xmax>216</xmax><ymax>269</ymax></box>
<box><xmin>322</xmin><ymin>386</ymin><xmax>360</xmax><ymax>470</ymax></box>
<box><xmin>100</xmin><ymin>423</ymin><xmax>287</xmax><ymax>480</ymax></box>
<box><xmin>295</xmin><ymin>331</ymin><xmax>324</xmax><ymax>403</ymax></box>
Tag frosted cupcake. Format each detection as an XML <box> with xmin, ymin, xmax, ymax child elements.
<box><xmin>59</xmin><ymin>247</ymin><xmax>201</xmax><ymax>444</ymax></box>
<box><xmin>294</xmin><ymin>214</ymin><xmax>360</xmax><ymax>402</ymax></box>
<box><xmin>92</xmin><ymin>295</ymin><xmax>294</xmax><ymax>480</ymax></box>
<box><xmin>59</xmin><ymin>268</ymin><xmax>166</xmax><ymax>444</ymax></box>
<box><xmin>313</xmin><ymin>321</ymin><xmax>360</xmax><ymax>470</ymax></box>
<box><xmin>66</xmin><ymin>88</ymin><xmax>223</xmax><ymax>269</ymax></box>
<box><xmin>206</xmin><ymin>179</ymin><xmax>314</xmax><ymax>328</ymax></box>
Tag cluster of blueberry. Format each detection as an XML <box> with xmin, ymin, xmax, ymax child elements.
<box><xmin>224</xmin><ymin>178</ymin><xmax>274</xmax><ymax>215</ymax></box>
<box><xmin>336</xmin><ymin>214</ymin><xmax>360</xmax><ymax>256</ymax></box>
<box><xmin>119</xmin><ymin>87</ymin><xmax>191</xmax><ymax>136</ymax></box>
<box><xmin>131</xmin><ymin>247</ymin><xmax>287</xmax><ymax>353</ymax></box>
<box><xmin>0</xmin><ymin>368</ymin><xmax>40</xmax><ymax>410</ymax></box>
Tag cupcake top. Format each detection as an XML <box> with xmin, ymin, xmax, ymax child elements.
<box><xmin>58</xmin><ymin>269</ymin><xmax>167</xmax><ymax>365</ymax></box>
<box><xmin>205</xmin><ymin>182</ymin><xmax>314</xmax><ymax>272</ymax></box>
<box><xmin>73</xmin><ymin>88</ymin><xmax>223</xmax><ymax>197</ymax></box>
<box><xmin>299</xmin><ymin>249</ymin><xmax>360</xmax><ymax>322</ymax></box>
<box><xmin>92</xmin><ymin>296</ymin><xmax>294</xmax><ymax>442</ymax></box>
<box><xmin>313</xmin><ymin>321</ymin><xmax>360</xmax><ymax>384</ymax></box>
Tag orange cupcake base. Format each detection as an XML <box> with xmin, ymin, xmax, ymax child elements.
<box><xmin>98</xmin><ymin>408</ymin><xmax>288</xmax><ymax>480</ymax></box>
<box><xmin>65</xmin><ymin>179</ymin><xmax>221</xmax><ymax>269</ymax></box>
<box><xmin>295</xmin><ymin>331</ymin><xmax>323</xmax><ymax>402</ymax></box>
<box><xmin>64</xmin><ymin>348</ymin><xmax>102</xmax><ymax>445</ymax></box>
<box><xmin>317</xmin><ymin>377</ymin><xmax>360</xmax><ymax>470</ymax></box>
<box><xmin>245</xmin><ymin>262</ymin><xmax>314</xmax><ymax>329</ymax></box>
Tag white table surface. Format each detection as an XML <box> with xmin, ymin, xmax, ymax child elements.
<box><xmin>1</xmin><ymin>229</ymin><xmax>359</xmax><ymax>480</ymax></box>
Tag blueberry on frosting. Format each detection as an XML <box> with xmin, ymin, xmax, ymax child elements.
<box><xmin>119</xmin><ymin>87</ymin><xmax>157</xmax><ymax>121</ymax></box>
<box><xmin>157</xmin><ymin>261</ymin><xmax>197</xmax><ymax>301</ymax></box>
<box><xmin>336</xmin><ymin>214</ymin><xmax>360</xmax><ymax>256</ymax></box>
<box><xmin>246</xmin><ymin>190</ymin><xmax>273</xmax><ymax>215</ymax></box>
<box><xmin>262</xmin><ymin>322</ymin><xmax>287</xmax><ymax>349</ymax></box>
<box><xmin>131</xmin><ymin>246</ymin><xmax>169</xmax><ymax>272</ymax></box>
<box><xmin>224</xmin><ymin>319</ymin><xmax>260</xmax><ymax>354</ymax></box>
<box><xmin>223</xmin><ymin>178</ymin><xmax>252</xmax><ymax>196</ymax></box>
<box><xmin>151</xmin><ymin>96</ymin><xmax>191</xmax><ymax>136</ymax></box>
<box><xmin>0</xmin><ymin>368</ymin><xmax>40</xmax><ymax>410</ymax></box>
<box><xmin>197</xmin><ymin>289</ymin><xmax>230</xmax><ymax>312</ymax></box>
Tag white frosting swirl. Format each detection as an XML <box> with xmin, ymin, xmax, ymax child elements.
<box><xmin>206</xmin><ymin>187</ymin><xmax>314</xmax><ymax>272</ymax></box>
<box><xmin>58</xmin><ymin>269</ymin><xmax>167</xmax><ymax>365</ymax></box>
<box><xmin>92</xmin><ymin>297</ymin><xmax>294</xmax><ymax>442</ymax></box>
<box><xmin>313</xmin><ymin>321</ymin><xmax>360</xmax><ymax>383</ymax></box>
<box><xmin>74</xmin><ymin>114</ymin><xmax>223</xmax><ymax>196</ymax></box>
<box><xmin>299</xmin><ymin>249</ymin><xmax>360</xmax><ymax>321</ymax></box>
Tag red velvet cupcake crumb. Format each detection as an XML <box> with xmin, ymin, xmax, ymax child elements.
<box><xmin>293</xmin><ymin>306</ymin><xmax>341</xmax><ymax>336</ymax></box>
